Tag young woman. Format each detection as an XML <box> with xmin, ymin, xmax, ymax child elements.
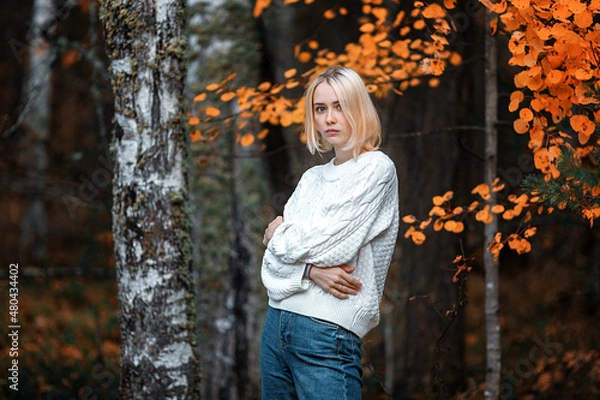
<box><xmin>260</xmin><ymin>66</ymin><xmax>399</xmax><ymax>399</ymax></box>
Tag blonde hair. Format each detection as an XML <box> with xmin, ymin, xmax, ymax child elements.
<box><xmin>304</xmin><ymin>67</ymin><xmax>382</xmax><ymax>158</ymax></box>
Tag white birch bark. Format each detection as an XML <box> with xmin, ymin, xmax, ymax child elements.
<box><xmin>100</xmin><ymin>0</ymin><xmax>200</xmax><ymax>397</ymax></box>
<box><xmin>19</xmin><ymin>0</ymin><xmax>56</xmax><ymax>262</ymax></box>
<box><xmin>484</xmin><ymin>9</ymin><xmax>501</xmax><ymax>400</ymax></box>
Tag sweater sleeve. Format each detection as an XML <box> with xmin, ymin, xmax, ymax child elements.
<box><xmin>267</xmin><ymin>158</ymin><xmax>398</xmax><ymax>267</ymax></box>
<box><xmin>260</xmin><ymin>250</ymin><xmax>311</xmax><ymax>300</ymax></box>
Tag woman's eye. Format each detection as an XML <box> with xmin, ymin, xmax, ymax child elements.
<box><xmin>336</xmin><ymin>104</ymin><xmax>342</xmax><ymax>110</ymax></box>
<box><xmin>315</xmin><ymin>107</ymin><xmax>325</xmax><ymax>113</ymax></box>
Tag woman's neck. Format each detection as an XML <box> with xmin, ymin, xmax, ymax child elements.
<box><xmin>333</xmin><ymin>147</ymin><xmax>353</xmax><ymax>165</ymax></box>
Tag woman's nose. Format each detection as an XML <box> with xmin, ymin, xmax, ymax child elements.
<box><xmin>326</xmin><ymin>109</ymin><xmax>336</xmax><ymax>124</ymax></box>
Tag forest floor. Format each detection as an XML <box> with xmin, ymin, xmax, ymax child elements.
<box><xmin>458</xmin><ymin>259</ymin><xmax>600</xmax><ymax>400</ymax></box>
<box><xmin>1</xmin><ymin>258</ymin><xmax>598</xmax><ymax>399</ymax></box>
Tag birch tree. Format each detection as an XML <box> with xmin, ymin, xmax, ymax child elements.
<box><xmin>100</xmin><ymin>0</ymin><xmax>200</xmax><ymax>397</ymax></box>
<box><xmin>483</xmin><ymin>8</ymin><xmax>501</xmax><ymax>399</ymax></box>
<box><xmin>18</xmin><ymin>0</ymin><xmax>57</xmax><ymax>264</ymax></box>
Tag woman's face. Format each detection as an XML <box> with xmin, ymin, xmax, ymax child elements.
<box><xmin>312</xmin><ymin>82</ymin><xmax>352</xmax><ymax>151</ymax></box>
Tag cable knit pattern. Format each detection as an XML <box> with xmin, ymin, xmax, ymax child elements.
<box><xmin>261</xmin><ymin>150</ymin><xmax>399</xmax><ymax>338</ymax></box>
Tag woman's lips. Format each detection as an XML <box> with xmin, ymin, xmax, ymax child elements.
<box><xmin>325</xmin><ymin>129</ymin><xmax>338</xmax><ymax>135</ymax></box>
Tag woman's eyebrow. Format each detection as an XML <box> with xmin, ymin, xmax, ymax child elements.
<box><xmin>312</xmin><ymin>101</ymin><xmax>340</xmax><ymax>106</ymax></box>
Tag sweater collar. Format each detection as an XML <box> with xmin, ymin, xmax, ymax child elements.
<box><xmin>321</xmin><ymin>150</ymin><xmax>378</xmax><ymax>181</ymax></box>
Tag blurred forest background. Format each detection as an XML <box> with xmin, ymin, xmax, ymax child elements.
<box><xmin>1</xmin><ymin>0</ymin><xmax>599</xmax><ymax>399</ymax></box>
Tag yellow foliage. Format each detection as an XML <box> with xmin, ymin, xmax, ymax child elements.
<box><xmin>482</xmin><ymin>0</ymin><xmax>600</xmax><ymax>220</ymax></box>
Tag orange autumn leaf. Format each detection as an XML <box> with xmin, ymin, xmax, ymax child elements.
<box><xmin>545</xmin><ymin>69</ymin><xmax>563</xmax><ymax>85</ymax></box>
<box><xmin>443</xmin><ymin>0</ymin><xmax>457</xmax><ymax>9</ymax></box>
<box><xmin>512</xmin><ymin>0</ymin><xmax>530</xmax><ymax>9</ymax></box>
<box><xmin>570</xmin><ymin>114</ymin><xmax>595</xmax><ymax>139</ymax></box>
<box><xmin>429</xmin><ymin>206</ymin><xmax>446</xmax><ymax>217</ymax></box>
<box><xmin>205</xmin><ymin>83</ymin><xmax>219</xmax><ymax>91</ymax></box>
<box><xmin>413</xmin><ymin>19</ymin><xmax>426</xmax><ymax>30</ymax></box>
<box><xmin>476</xmin><ymin>205</ymin><xmax>494</xmax><ymax>223</ymax></box>
<box><xmin>220</xmin><ymin>92</ymin><xmax>235</xmax><ymax>102</ymax></box>
<box><xmin>360</xmin><ymin>23</ymin><xmax>376</xmax><ymax>33</ymax></box>
<box><xmin>193</xmin><ymin>93</ymin><xmax>207</xmax><ymax>102</ymax></box>
<box><xmin>253</xmin><ymin>0</ymin><xmax>271</xmax><ymax>17</ymax></box>
<box><xmin>421</xmin><ymin>3</ymin><xmax>445</xmax><ymax>18</ymax></box>
<box><xmin>444</xmin><ymin>220</ymin><xmax>457</xmax><ymax>232</ymax></box>
<box><xmin>323</xmin><ymin>9</ymin><xmax>336</xmax><ymax>19</ymax></box>
<box><xmin>240</xmin><ymin>134</ymin><xmax>255</xmax><ymax>147</ymax></box>
<box><xmin>188</xmin><ymin>117</ymin><xmax>200</xmax><ymax>125</ymax></box>
<box><xmin>491</xmin><ymin>204</ymin><xmax>505</xmax><ymax>214</ymax></box>
<box><xmin>432</xmin><ymin>195</ymin><xmax>445</xmax><ymax>206</ymax></box>
<box><xmin>449</xmin><ymin>52</ymin><xmax>462</xmax><ymax>66</ymax></box>
<box><xmin>419</xmin><ymin>218</ymin><xmax>432</xmax><ymax>230</ymax></box>
<box><xmin>62</xmin><ymin>49</ymin><xmax>79</xmax><ymax>67</ymax></box>
<box><xmin>298</xmin><ymin>52</ymin><xmax>312</xmax><ymax>63</ymax></box>
<box><xmin>519</xmin><ymin>108</ymin><xmax>534</xmax><ymax>121</ymax></box>
<box><xmin>471</xmin><ymin>183</ymin><xmax>491</xmax><ymax>200</ymax></box>
<box><xmin>391</xmin><ymin>10</ymin><xmax>405</xmax><ymax>27</ymax></box>
<box><xmin>258</xmin><ymin>81</ymin><xmax>272</xmax><ymax>91</ymax></box>
<box><xmin>513</xmin><ymin>118</ymin><xmax>529</xmax><ymax>134</ymax></box>
<box><xmin>205</xmin><ymin>107</ymin><xmax>221</xmax><ymax>117</ymax></box>
<box><xmin>429</xmin><ymin>78</ymin><xmax>440</xmax><ymax>88</ymax></box>
<box><xmin>411</xmin><ymin>231</ymin><xmax>426</xmax><ymax>245</ymax></box>
<box><xmin>508</xmin><ymin>90</ymin><xmax>524</xmax><ymax>112</ymax></box>
<box><xmin>574</xmin><ymin>10</ymin><xmax>593</xmax><ymax>28</ymax></box>
<box><xmin>284</xmin><ymin>68</ymin><xmax>297</xmax><ymax>79</ymax></box>
<box><xmin>490</xmin><ymin>17</ymin><xmax>498</xmax><ymax>35</ymax></box>
<box><xmin>257</xmin><ymin>128</ymin><xmax>269</xmax><ymax>140</ymax></box>
<box><xmin>568</xmin><ymin>0</ymin><xmax>587</xmax><ymax>14</ymax></box>
<box><xmin>508</xmin><ymin>235</ymin><xmax>532</xmax><ymax>254</ymax></box>
<box><xmin>452</xmin><ymin>221</ymin><xmax>465</xmax><ymax>233</ymax></box>
<box><xmin>402</xmin><ymin>215</ymin><xmax>417</xmax><ymax>223</ymax></box>
<box><xmin>190</xmin><ymin>130</ymin><xmax>205</xmax><ymax>142</ymax></box>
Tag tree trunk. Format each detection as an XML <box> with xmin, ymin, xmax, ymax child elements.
<box><xmin>18</xmin><ymin>0</ymin><xmax>56</xmax><ymax>264</ymax></box>
<box><xmin>483</xmin><ymin>9</ymin><xmax>501</xmax><ymax>399</ymax></box>
<box><xmin>186</xmin><ymin>1</ymin><xmax>265</xmax><ymax>398</ymax></box>
<box><xmin>100</xmin><ymin>0</ymin><xmax>200</xmax><ymax>398</ymax></box>
<box><xmin>381</xmin><ymin>71</ymin><xmax>468</xmax><ymax>398</ymax></box>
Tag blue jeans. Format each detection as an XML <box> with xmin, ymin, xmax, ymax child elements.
<box><xmin>260</xmin><ymin>306</ymin><xmax>363</xmax><ymax>400</ymax></box>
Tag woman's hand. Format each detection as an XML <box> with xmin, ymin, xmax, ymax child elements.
<box><xmin>263</xmin><ymin>216</ymin><xmax>284</xmax><ymax>246</ymax></box>
<box><xmin>309</xmin><ymin>264</ymin><xmax>362</xmax><ymax>300</ymax></box>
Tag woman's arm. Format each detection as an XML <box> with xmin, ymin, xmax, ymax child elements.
<box><xmin>263</xmin><ymin>216</ymin><xmax>283</xmax><ymax>247</ymax></box>
<box><xmin>308</xmin><ymin>264</ymin><xmax>362</xmax><ymax>300</ymax></box>
<box><xmin>263</xmin><ymin>217</ymin><xmax>362</xmax><ymax>299</ymax></box>
<box><xmin>268</xmin><ymin>160</ymin><xmax>398</xmax><ymax>266</ymax></box>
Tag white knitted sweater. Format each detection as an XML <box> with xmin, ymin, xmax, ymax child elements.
<box><xmin>261</xmin><ymin>150</ymin><xmax>399</xmax><ymax>338</ymax></box>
